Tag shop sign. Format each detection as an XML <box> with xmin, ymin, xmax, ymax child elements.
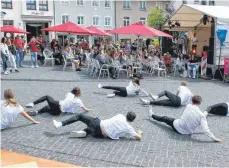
<box><xmin>31</xmin><ymin>11</ymin><xmax>44</xmax><ymax>16</ymax></box>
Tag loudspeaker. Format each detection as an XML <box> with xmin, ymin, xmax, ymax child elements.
<box><xmin>214</xmin><ymin>68</ymin><xmax>224</xmax><ymax>81</ymax></box>
<box><xmin>208</xmin><ymin>37</ymin><xmax>214</xmax><ymax>64</ymax></box>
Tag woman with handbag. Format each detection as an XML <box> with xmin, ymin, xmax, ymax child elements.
<box><xmin>0</xmin><ymin>37</ymin><xmax>10</xmax><ymax>75</ymax></box>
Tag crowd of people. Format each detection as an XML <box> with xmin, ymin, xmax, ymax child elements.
<box><xmin>1</xmin><ymin>79</ymin><xmax>228</xmax><ymax>142</ymax></box>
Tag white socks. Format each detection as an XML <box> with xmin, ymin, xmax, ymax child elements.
<box><xmin>140</xmin><ymin>98</ymin><xmax>150</xmax><ymax>105</ymax></box>
<box><xmin>98</xmin><ymin>83</ymin><xmax>102</xmax><ymax>89</ymax></box>
<box><xmin>148</xmin><ymin>106</ymin><xmax>154</xmax><ymax>117</ymax></box>
<box><xmin>25</xmin><ymin>103</ymin><xmax>34</xmax><ymax>108</ymax></box>
<box><xmin>53</xmin><ymin>119</ymin><xmax>62</xmax><ymax>128</ymax></box>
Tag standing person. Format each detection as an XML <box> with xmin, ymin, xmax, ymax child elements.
<box><xmin>98</xmin><ymin>77</ymin><xmax>149</xmax><ymax>98</ymax></box>
<box><xmin>1</xmin><ymin>89</ymin><xmax>39</xmax><ymax>130</ymax></box>
<box><xmin>28</xmin><ymin>36</ymin><xmax>40</xmax><ymax>68</ymax></box>
<box><xmin>140</xmin><ymin>81</ymin><xmax>193</xmax><ymax>107</ymax></box>
<box><xmin>25</xmin><ymin>87</ymin><xmax>92</xmax><ymax>116</ymax></box>
<box><xmin>1</xmin><ymin>37</ymin><xmax>10</xmax><ymax>75</ymax></box>
<box><xmin>53</xmin><ymin>112</ymin><xmax>143</xmax><ymax>140</ymax></box>
<box><xmin>6</xmin><ymin>38</ymin><xmax>19</xmax><ymax>73</ymax></box>
<box><xmin>192</xmin><ymin>33</ymin><xmax>198</xmax><ymax>52</ymax></box>
<box><xmin>177</xmin><ymin>37</ymin><xmax>183</xmax><ymax>54</ymax></box>
<box><xmin>13</xmin><ymin>35</ymin><xmax>25</xmax><ymax>67</ymax></box>
<box><xmin>205</xmin><ymin>102</ymin><xmax>229</xmax><ymax>116</ymax></box>
<box><xmin>148</xmin><ymin>95</ymin><xmax>222</xmax><ymax>142</ymax></box>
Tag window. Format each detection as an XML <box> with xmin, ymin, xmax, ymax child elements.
<box><xmin>201</xmin><ymin>0</ymin><xmax>207</xmax><ymax>5</ymax></box>
<box><xmin>139</xmin><ymin>1</ymin><xmax>146</xmax><ymax>10</ymax></box>
<box><xmin>61</xmin><ymin>15</ymin><xmax>69</xmax><ymax>24</ymax></box>
<box><xmin>182</xmin><ymin>0</ymin><xmax>187</xmax><ymax>4</ymax></box>
<box><xmin>39</xmin><ymin>0</ymin><xmax>48</xmax><ymax>11</ymax></box>
<box><xmin>60</xmin><ymin>0</ymin><xmax>70</xmax><ymax>6</ymax></box>
<box><xmin>139</xmin><ymin>17</ymin><xmax>146</xmax><ymax>24</ymax></box>
<box><xmin>123</xmin><ymin>16</ymin><xmax>130</xmax><ymax>26</ymax></box>
<box><xmin>104</xmin><ymin>17</ymin><xmax>111</xmax><ymax>26</ymax></box>
<box><xmin>123</xmin><ymin>0</ymin><xmax>130</xmax><ymax>9</ymax></box>
<box><xmin>194</xmin><ymin>0</ymin><xmax>200</xmax><ymax>4</ymax></box>
<box><xmin>26</xmin><ymin>0</ymin><xmax>36</xmax><ymax>10</ymax></box>
<box><xmin>77</xmin><ymin>0</ymin><xmax>84</xmax><ymax>6</ymax></box>
<box><xmin>92</xmin><ymin>0</ymin><xmax>99</xmax><ymax>7</ymax></box>
<box><xmin>104</xmin><ymin>0</ymin><xmax>110</xmax><ymax>8</ymax></box>
<box><xmin>209</xmin><ymin>0</ymin><xmax>215</xmax><ymax>5</ymax></box>
<box><xmin>3</xmin><ymin>20</ymin><xmax>13</xmax><ymax>26</ymax></box>
<box><xmin>77</xmin><ymin>16</ymin><xmax>85</xmax><ymax>25</ymax></box>
<box><xmin>1</xmin><ymin>0</ymin><xmax>12</xmax><ymax>9</ymax></box>
<box><xmin>92</xmin><ymin>16</ymin><xmax>99</xmax><ymax>26</ymax></box>
<box><xmin>156</xmin><ymin>2</ymin><xmax>162</xmax><ymax>9</ymax></box>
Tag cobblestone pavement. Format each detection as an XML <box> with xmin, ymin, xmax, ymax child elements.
<box><xmin>1</xmin><ymin>66</ymin><xmax>229</xmax><ymax>167</ymax></box>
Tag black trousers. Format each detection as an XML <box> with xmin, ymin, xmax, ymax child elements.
<box><xmin>150</xmin><ymin>90</ymin><xmax>181</xmax><ymax>107</ymax></box>
<box><xmin>151</xmin><ymin>114</ymin><xmax>179</xmax><ymax>133</ymax></box>
<box><xmin>53</xmin><ymin>53</ymin><xmax>63</xmax><ymax>65</ymax></box>
<box><xmin>192</xmin><ymin>44</ymin><xmax>197</xmax><ymax>50</ymax></box>
<box><xmin>62</xmin><ymin>113</ymin><xmax>104</xmax><ymax>138</ymax></box>
<box><xmin>207</xmin><ymin>103</ymin><xmax>228</xmax><ymax>116</ymax></box>
<box><xmin>33</xmin><ymin>95</ymin><xmax>61</xmax><ymax>115</ymax></box>
<box><xmin>102</xmin><ymin>86</ymin><xmax>128</xmax><ymax>97</ymax></box>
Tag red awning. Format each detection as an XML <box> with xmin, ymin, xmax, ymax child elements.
<box><xmin>110</xmin><ymin>22</ymin><xmax>172</xmax><ymax>38</ymax></box>
<box><xmin>86</xmin><ymin>26</ymin><xmax>112</xmax><ymax>36</ymax></box>
<box><xmin>41</xmin><ymin>22</ymin><xmax>94</xmax><ymax>35</ymax></box>
<box><xmin>0</xmin><ymin>26</ymin><xmax>29</xmax><ymax>34</ymax></box>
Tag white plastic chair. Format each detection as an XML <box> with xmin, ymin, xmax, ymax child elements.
<box><xmin>43</xmin><ymin>48</ymin><xmax>54</xmax><ymax>67</ymax></box>
<box><xmin>95</xmin><ymin>60</ymin><xmax>110</xmax><ymax>79</ymax></box>
<box><xmin>150</xmin><ymin>62</ymin><xmax>166</xmax><ymax>77</ymax></box>
<box><xmin>62</xmin><ymin>54</ymin><xmax>74</xmax><ymax>71</ymax></box>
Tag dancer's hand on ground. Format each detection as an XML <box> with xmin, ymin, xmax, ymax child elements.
<box><xmin>214</xmin><ymin>138</ymin><xmax>223</xmax><ymax>142</ymax></box>
<box><xmin>86</xmin><ymin>109</ymin><xmax>93</xmax><ymax>112</ymax></box>
<box><xmin>33</xmin><ymin>121</ymin><xmax>40</xmax><ymax>124</ymax></box>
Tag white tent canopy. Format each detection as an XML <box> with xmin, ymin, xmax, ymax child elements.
<box><xmin>164</xmin><ymin>4</ymin><xmax>229</xmax><ymax>28</ymax></box>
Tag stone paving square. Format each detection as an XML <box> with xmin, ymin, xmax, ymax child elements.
<box><xmin>1</xmin><ymin>66</ymin><xmax>229</xmax><ymax>167</ymax></box>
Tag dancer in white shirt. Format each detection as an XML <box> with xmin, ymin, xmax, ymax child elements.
<box><xmin>25</xmin><ymin>87</ymin><xmax>92</xmax><ymax>116</ymax></box>
<box><xmin>98</xmin><ymin>77</ymin><xmax>149</xmax><ymax>98</ymax></box>
<box><xmin>148</xmin><ymin>95</ymin><xmax>222</xmax><ymax>142</ymax></box>
<box><xmin>1</xmin><ymin>89</ymin><xmax>39</xmax><ymax>130</ymax></box>
<box><xmin>53</xmin><ymin>111</ymin><xmax>143</xmax><ymax>140</ymax></box>
<box><xmin>140</xmin><ymin>81</ymin><xmax>193</xmax><ymax>107</ymax></box>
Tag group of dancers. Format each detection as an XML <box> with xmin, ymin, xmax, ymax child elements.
<box><xmin>1</xmin><ymin>78</ymin><xmax>228</xmax><ymax>142</ymax></box>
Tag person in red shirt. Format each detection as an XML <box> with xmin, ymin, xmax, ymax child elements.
<box><xmin>28</xmin><ymin>36</ymin><xmax>40</xmax><ymax>68</ymax></box>
<box><xmin>13</xmin><ymin>35</ymin><xmax>25</xmax><ymax>67</ymax></box>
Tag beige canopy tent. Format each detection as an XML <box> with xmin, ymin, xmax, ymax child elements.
<box><xmin>164</xmin><ymin>4</ymin><xmax>229</xmax><ymax>30</ymax></box>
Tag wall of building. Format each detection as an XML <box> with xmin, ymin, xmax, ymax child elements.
<box><xmin>54</xmin><ymin>0</ymin><xmax>115</xmax><ymax>30</ymax></box>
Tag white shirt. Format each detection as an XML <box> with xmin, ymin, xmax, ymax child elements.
<box><xmin>59</xmin><ymin>92</ymin><xmax>84</xmax><ymax>113</ymax></box>
<box><xmin>173</xmin><ymin>104</ymin><xmax>217</xmax><ymax>140</ymax></box>
<box><xmin>100</xmin><ymin>114</ymin><xmax>138</xmax><ymax>140</ymax></box>
<box><xmin>0</xmin><ymin>43</ymin><xmax>9</xmax><ymax>55</ymax></box>
<box><xmin>126</xmin><ymin>81</ymin><xmax>148</xmax><ymax>96</ymax></box>
<box><xmin>192</xmin><ymin>37</ymin><xmax>198</xmax><ymax>45</ymax></box>
<box><xmin>1</xmin><ymin>100</ymin><xmax>24</xmax><ymax>129</ymax></box>
<box><xmin>177</xmin><ymin>86</ymin><xmax>193</xmax><ymax>105</ymax></box>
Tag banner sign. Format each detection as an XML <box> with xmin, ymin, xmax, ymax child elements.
<box><xmin>224</xmin><ymin>57</ymin><xmax>229</xmax><ymax>74</ymax></box>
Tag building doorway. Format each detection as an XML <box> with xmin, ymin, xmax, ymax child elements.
<box><xmin>26</xmin><ymin>22</ymin><xmax>49</xmax><ymax>41</ymax></box>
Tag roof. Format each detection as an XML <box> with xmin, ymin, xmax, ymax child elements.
<box><xmin>164</xmin><ymin>4</ymin><xmax>229</xmax><ymax>29</ymax></box>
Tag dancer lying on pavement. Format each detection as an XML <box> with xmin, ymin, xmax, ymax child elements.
<box><xmin>205</xmin><ymin>102</ymin><xmax>229</xmax><ymax>116</ymax></box>
<box><xmin>1</xmin><ymin>89</ymin><xmax>39</xmax><ymax>130</ymax></box>
<box><xmin>53</xmin><ymin>112</ymin><xmax>143</xmax><ymax>140</ymax></box>
<box><xmin>25</xmin><ymin>87</ymin><xmax>92</xmax><ymax>116</ymax></box>
<box><xmin>148</xmin><ymin>95</ymin><xmax>222</xmax><ymax>142</ymax></box>
<box><xmin>98</xmin><ymin>77</ymin><xmax>149</xmax><ymax>98</ymax></box>
<box><xmin>140</xmin><ymin>81</ymin><xmax>193</xmax><ymax>107</ymax></box>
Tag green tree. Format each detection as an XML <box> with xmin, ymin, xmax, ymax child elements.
<box><xmin>147</xmin><ymin>8</ymin><xmax>165</xmax><ymax>29</ymax></box>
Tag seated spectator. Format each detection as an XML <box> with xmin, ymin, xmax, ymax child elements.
<box><xmin>188</xmin><ymin>53</ymin><xmax>199</xmax><ymax>79</ymax></box>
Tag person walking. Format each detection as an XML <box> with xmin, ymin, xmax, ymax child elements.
<box><xmin>53</xmin><ymin>111</ymin><xmax>143</xmax><ymax>140</ymax></box>
<box><xmin>25</xmin><ymin>87</ymin><xmax>92</xmax><ymax>116</ymax></box>
<box><xmin>6</xmin><ymin>38</ymin><xmax>19</xmax><ymax>73</ymax></box>
<box><xmin>1</xmin><ymin>89</ymin><xmax>39</xmax><ymax>130</ymax></box>
<box><xmin>148</xmin><ymin>95</ymin><xmax>222</xmax><ymax>142</ymax></box>
<box><xmin>140</xmin><ymin>81</ymin><xmax>193</xmax><ymax>107</ymax></box>
<box><xmin>98</xmin><ymin>77</ymin><xmax>149</xmax><ymax>98</ymax></box>
<box><xmin>1</xmin><ymin>37</ymin><xmax>10</xmax><ymax>75</ymax></box>
<box><xmin>28</xmin><ymin>36</ymin><xmax>40</xmax><ymax>68</ymax></box>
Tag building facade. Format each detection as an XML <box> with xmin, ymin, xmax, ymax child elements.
<box><xmin>171</xmin><ymin>0</ymin><xmax>229</xmax><ymax>11</ymax></box>
<box><xmin>1</xmin><ymin>0</ymin><xmax>54</xmax><ymax>41</ymax></box>
<box><xmin>115</xmin><ymin>0</ymin><xmax>171</xmax><ymax>41</ymax></box>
